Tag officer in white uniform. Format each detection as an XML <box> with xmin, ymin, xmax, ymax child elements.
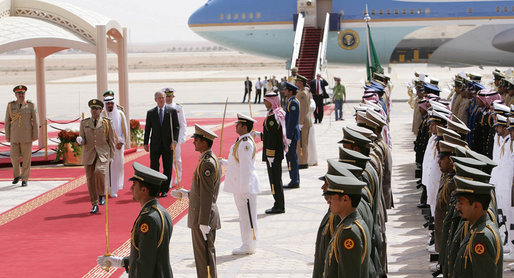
<box><xmin>163</xmin><ymin>87</ymin><xmax>187</xmax><ymax>187</ymax></box>
<box><xmin>220</xmin><ymin>113</ymin><xmax>261</xmax><ymax>255</ymax></box>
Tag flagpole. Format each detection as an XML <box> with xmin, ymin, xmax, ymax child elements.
<box><xmin>365</xmin><ymin>4</ymin><xmax>372</xmax><ymax>81</ymax></box>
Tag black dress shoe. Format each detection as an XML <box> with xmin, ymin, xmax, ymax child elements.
<box><xmin>284</xmin><ymin>183</ymin><xmax>299</xmax><ymax>189</ymax></box>
<box><xmin>298</xmin><ymin>164</ymin><xmax>309</xmax><ymax>169</ymax></box>
<box><xmin>161</xmin><ymin>192</ymin><xmax>168</xmax><ymax>197</ymax></box>
<box><xmin>265</xmin><ymin>208</ymin><xmax>285</xmax><ymax>214</ymax></box>
<box><xmin>12</xmin><ymin>177</ymin><xmax>21</xmax><ymax>184</ymax></box>
<box><xmin>417</xmin><ymin>203</ymin><xmax>429</xmax><ymax>208</ymax></box>
<box><xmin>21</xmin><ymin>181</ymin><xmax>28</xmax><ymax>187</ymax></box>
<box><xmin>90</xmin><ymin>205</ymin><xmax>99</xmax><ymax>214</ymax></box>
<box><xmin>99</xmin><ymin>195</ymin><xmax>105</xmax><ymax>205</ymax></box>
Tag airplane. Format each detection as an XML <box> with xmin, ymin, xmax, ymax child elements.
<box><xmin>188</xmin><ymin>0</ymin><xmax>514</xmax><ymax>67</ymax></box>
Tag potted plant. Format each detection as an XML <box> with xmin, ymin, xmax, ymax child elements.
<box><xmin>54</xmin><ymin>129</ymin><xmax>82</xmax><ymax>165</ymax></box>
<box><xmin>130</xmin><ymin>119</ymin><xmax>144</xmax><ymax>148</ymax></box>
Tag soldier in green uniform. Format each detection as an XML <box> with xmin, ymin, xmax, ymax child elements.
<box><xmin>451</xmin><ymin>176</ymin><xmax>503</xmax><ymax>278</ymax></box>
<box><xmin>322</xmin><ymin>174</ymin><xmax>371</xmax><ymax>278</ymax></box>
<box><xmin>5</xmin><ymin>85</ymin><xmax>39</xmax><ymax>187</ymax></box>
<box><xmin>76</xmin><ymin>99</ymin><xmax>115</xmax><ymax>213</ymax></box>
<box><xmin>171</xmin><ymin>124</ymin><xmax>221</xmax><ymax>278</ymax></box>
<box><xmin>97</xmin><ymin>162</ymin><xmax>173</xmax><ymax>277</ymax></box>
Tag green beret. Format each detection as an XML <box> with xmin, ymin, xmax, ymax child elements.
<box><xmin>454</xmin><ymin>162</ymin><xmax>490</xmax><ymax>183</ymax></box>
<box><xmin>128</xmin><ymin>162</ymin><xmax>167</xmax><ymax>188</ymax></box>
<box><xmin>323</xmin><ymin>174</ymin><xmax>366</xmax><ymax>196</ymax></box>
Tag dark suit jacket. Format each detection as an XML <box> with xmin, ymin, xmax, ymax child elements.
<box><xmin>244</xmin><ymin>80</ymin><xmax>253</xmax><ymax>92</ymax></box>
<box><xmin>144</xmin><ymin>105</ymin><xmax>179</xmax><ymax>151</ymax></box>
<box><xmin>309</xmin><ymin>78</ymin><xmax>328</xmax><ymax>96</ymax></box>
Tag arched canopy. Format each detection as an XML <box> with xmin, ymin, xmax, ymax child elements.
<box><xmin>0</xmin><ymin>0</ymin><xmax>130</xmax><ymax>148</ymax></box>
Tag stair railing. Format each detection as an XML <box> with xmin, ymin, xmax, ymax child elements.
<box><xmin>315</xmin><ymin>12</ymin><xmax>330</xmax><ymax>78</ymax></box>
<box><xmin>290</xmin><ymin>12</ymin><xmax>305</xmax><ymax>71</ymax></box>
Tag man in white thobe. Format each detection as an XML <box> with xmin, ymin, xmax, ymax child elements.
<box><xmin>220</xmin><ymin>113</ymin><xmax>260</xmax><ymax>255</ymax></box>
<box><xmin>102</xmin><ymin>95</ymin><xmax>129</xmax><ymax>197</ymax></box>
<box><xmin>163</xmin><ymin>88</ymin><xmax>187</xmax><ymax>188</ymax></box>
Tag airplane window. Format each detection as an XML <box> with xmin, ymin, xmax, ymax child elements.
<box><xmin>256</xmin><ymin>12</ymin><xmax>261</xmax><ymax>19</ymax></box>
<box><xmin>394</xmin><ymin>9</ymin><xmax>399</xmax><ymax>15</ymax></box>
<box><xmin>425</xmin><ymin>8</ymin><xmax>430</xmax><ymax>14</ymax></box>
<box><xmin>227</xmin><ymin>13</ymin><xmax>231</xmax><ymax>20</ymax></box>
<box><xmin>234</xmin><ymin>13</ymin><xmax>239</xmax><ymax>20</ymax></box>
<box><xmin>371</xmin><ymin>10</ymin><xmax>376</xmax><ymax>15</ymax></box>
<box><xmin>387</xmin><ymin>9</ymin><xmax>391</xmax><ymax>15</ymax></box>
<box><xmin>504</xmin><ymin>6</ymin><xmax>508</xmax><ymax>12</ymax></box>
<box><xmin>410</xmin><ymin>8</ymin><xmax>414</xmax><ymax>14</ymax></box>
<box><xmin>496</xmin><ymin>6</ymin><xmax>501</xmax><ymax>12</ymax></box>
<box><xmin>379</xmin><ymin>9</ymin><xmax>383</xmax><ymax>15</ymax></box>
<box><xmin>241</xmin><ymin>13</ymin><xmax>246</xmax><ymax>19</ymax></box>
<box><xmin>249</xmin><ymin>12</ymin><xmax>253</xmax><ymax>19</ymax></box>
<box><xmin>468</xmin><ymin>7</ymin><xmax>472</xmax><ymax>13</ymax></box>
<box><xmin>402</xmin><ymin>9</ymin><xmax>406</xmax><ymax>15</ymax></box>
<box><xmin>417</xmin><ymin>9</ymin><xmax>422</xmax><ymax>14</ymax></box>
<box><xmin>220</xmin><ymin>13</ymin><xmax>224</xmax><ymax>20</ymax></box>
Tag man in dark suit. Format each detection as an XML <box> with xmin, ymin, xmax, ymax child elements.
<box><xmin>309</xmin><ymin>74</ymin><xmax>328</xmax><ymax>124</ymax></box>
<box><xmin>144</xmin><ymin>91</ymin><xmax>179</xmax><ymax>197</ymax></box>
<box><xmin>243</xmin><ymin>76</ymin><xmax>253</xmax><ymax>103</ymax></box>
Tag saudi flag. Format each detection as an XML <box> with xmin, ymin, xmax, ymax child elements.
<box><xmin>365</xmin><ymin>20</ymin><xmax>383</xmax><ymax>81</ymax></box>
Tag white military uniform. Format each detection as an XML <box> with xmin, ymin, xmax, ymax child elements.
<box><xmin>422</xmin><ymin>134</ymin><xmax>442</xmax><ymax>216</ymax></box>
<box><xmin>101</xmin><ymin>99</ymin><xmax>129</xmax><ymax>197</ymax></box>
<box><xmin>167</xmin><ymin>102</ymin><xmax>187</xmax><ymax>186</ymax></box>
<box><xmin>223</xmin><ymin>132</ymin><xmax>260</xmax><ymax>251</ymax></box>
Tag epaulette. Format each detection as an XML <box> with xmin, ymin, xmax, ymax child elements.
<box><xmin>242</xmin><ymin>137</ymin><xmax>248</xmax><ymax>141</ymax></box>
<box><xmin>103</xmin><ymin>117</ymin><xmax>112</xmax><ymax>122</ymax></box>
<box><xmin>82</xmin><ymin>117</ymin><xmax>90</xmax><ymax>121</ymax></box>
<box><xmin>26</xmin><ymin>100</ymin><xmax>32</xmax><ymax>103</ymax></box>
<box><xmin>9</xmin><ymin>100</ymin><xmax>15</xmax><ymax>104</ymax></box>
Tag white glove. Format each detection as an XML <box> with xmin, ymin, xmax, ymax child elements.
<box><xmin>76</xmin><ymin>136</ymin><xmax>83</xmax><ymax>145</ymax></box>
<box><xmin>299</xmin><ymin>124</ymin><xmax>304</xmax><ymax>129</ymax></box>
<box><xmin>199</xmin><ymin>224</ymin><xmax>211</xmax><ymax>241</ymax></box>
<box><xmin>250</xmin><ymin>130</ymin><xmax>260</xmax><ymax>139</ymax></box>
<box><xmin>97</xmin><ymin>255</ymin><xmax>124</xmax><ymax>268</ymax></box>
<box><xmin>242</xmin><ymin>192</ymin><xmax>250</xmax><ymax>200</ymax></box>
<box><xmin>218</xmin><ymin>158</ymin><xmax>227</xmax><ymax>166</ymax></box>
<box><xmin>170</xmin><ymin>188</ymin><xmax>190</xmax><ymax>199</ymax></box>
<box><xmin>267</xmin><ymin>157</ymin><xmax>274</xmax><ymax>165</ymax></box>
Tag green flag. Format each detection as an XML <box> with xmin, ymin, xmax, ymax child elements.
<box><xmin>366</xmin><ymin>22</ymin><xmax>383</xmax><ymax>81</ymax></box>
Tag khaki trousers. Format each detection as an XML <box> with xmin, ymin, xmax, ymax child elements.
<box><xmin>297</xmin><ymin>126</ymin><xmax>309</xmax><ymax>165</ymax></box>
<box><xmin>10</xmin><ymin>142</ymin><xmax>32</xmax><ymax>181</ymax></box>
<box><xmin>85</xmin><ymin>155</ymin><xmax>107</xmax><ymax>206</ymax></box>
<box><xmin>192</xmin><ymin>228</ymin><xmax>217</xmax><ymax>278</ymax></box>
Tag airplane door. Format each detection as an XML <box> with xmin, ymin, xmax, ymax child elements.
<box><xmin>316</xmin><ymin>0</ymin><xmax>332</xmax><ymax>27</ymax></box>
<box><xmin>298</xmin><ymin>0</ymin><xmax>317</xmax><ymax>27</ymax></box>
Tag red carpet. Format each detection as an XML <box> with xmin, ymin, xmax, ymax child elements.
<box><xmin>0</xmin><ymin>117</ymin><xmax>264</xmax><ymax>278</ymax></box>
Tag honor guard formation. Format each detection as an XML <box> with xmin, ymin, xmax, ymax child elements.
<box><xmin>4</xmin><ymin>66</ymin><xmax>513</xmax><ymax>278</ymax></box>
<box><xmin>409</xmin><ymin>69</ymin><xmax>514</xmax><ymax>277</ymax></box>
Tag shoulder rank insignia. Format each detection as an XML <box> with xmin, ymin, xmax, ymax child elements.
<box><xmin>140</xmin><ymin>222</ymin><xmax>149</xmax><ymax>234</ymax></box>
<box><xmin>474</xmin><ymin>243</ymin><xmax>485</xmax><ymax>255</ymax></box>
<box><xmin>204</xmin><ymin>169</ymin><xmax>211</xmax><ymax>177</ymax></box>
<box><xmin>343</xmin><ymin>238</ymin><xmax>355</xmax><ymax>250</ymax></box>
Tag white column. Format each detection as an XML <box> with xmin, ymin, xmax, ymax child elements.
<box><xmin>35</xmin><ymin>52</ymin><xmax>46</xmax><ymax>149</ymax></box>
<box><xmin>96</xmin><ymin>25</ymin><xmax>108</xmax><ymax>99</ymax></box>
<box><xmin>118</xmin><ymin>27</ymin><xmax>130</xmax><ymax>120</ymax></box>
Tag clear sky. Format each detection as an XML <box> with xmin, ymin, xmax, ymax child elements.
<box><xmin>65</xmin><ymin>0</ymin><xmax>208</xmax><ymax>43</ymax></box>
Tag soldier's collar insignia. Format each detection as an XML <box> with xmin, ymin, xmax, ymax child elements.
<box><xmin>140</xmin><ymin>222</ymin><xmax>149</xmax><ymax>234</ymax></box>
<box><xmin>343</xmin><ymin>238</ymin><xmax>355</xmax><ymax>250</ymax></box>
<box><xmin>474</xmin><ymin>243</ymin><xmax>485</xmax><ymax>255</ymax></box>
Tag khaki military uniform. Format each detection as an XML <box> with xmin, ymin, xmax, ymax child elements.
<box><xmin>122</xmin><ymin>199</ymin><xmax>174</xmax><ymax>277</ymax></box>
<box><xmin>4</xmin><ymin>100</ymin><xmax>39</xmax><ymax>181</ymax></box>
<box><xmin>323</xmin><ymin>211</ymin><xmax>371</xmax><ymax>278</ymax></box>
<box><xmin>188</xmin><ymin>149</ymin><xmax>221</xmax><ymax>278</ymax></box>
<box><xmin>79</xmin><ymin>117</ymin><xmax>115</xmax><ymax>206</ymax></box>
<box><xmin>296</xmin><ymin>87</ymin><xmax>311</xmax><ymax>166</ymax></box>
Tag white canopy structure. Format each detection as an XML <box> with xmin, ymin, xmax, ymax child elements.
<box><xmin>0</xmin><ymin>0</ymin><xmax>129</xmax><ymax>147</ymax></box>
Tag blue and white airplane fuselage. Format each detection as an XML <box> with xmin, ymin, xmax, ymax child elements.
<box><xmin>189</xmin><ymin>0</ymin><xmax>514</xmax><ymax>66</ymax></box>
